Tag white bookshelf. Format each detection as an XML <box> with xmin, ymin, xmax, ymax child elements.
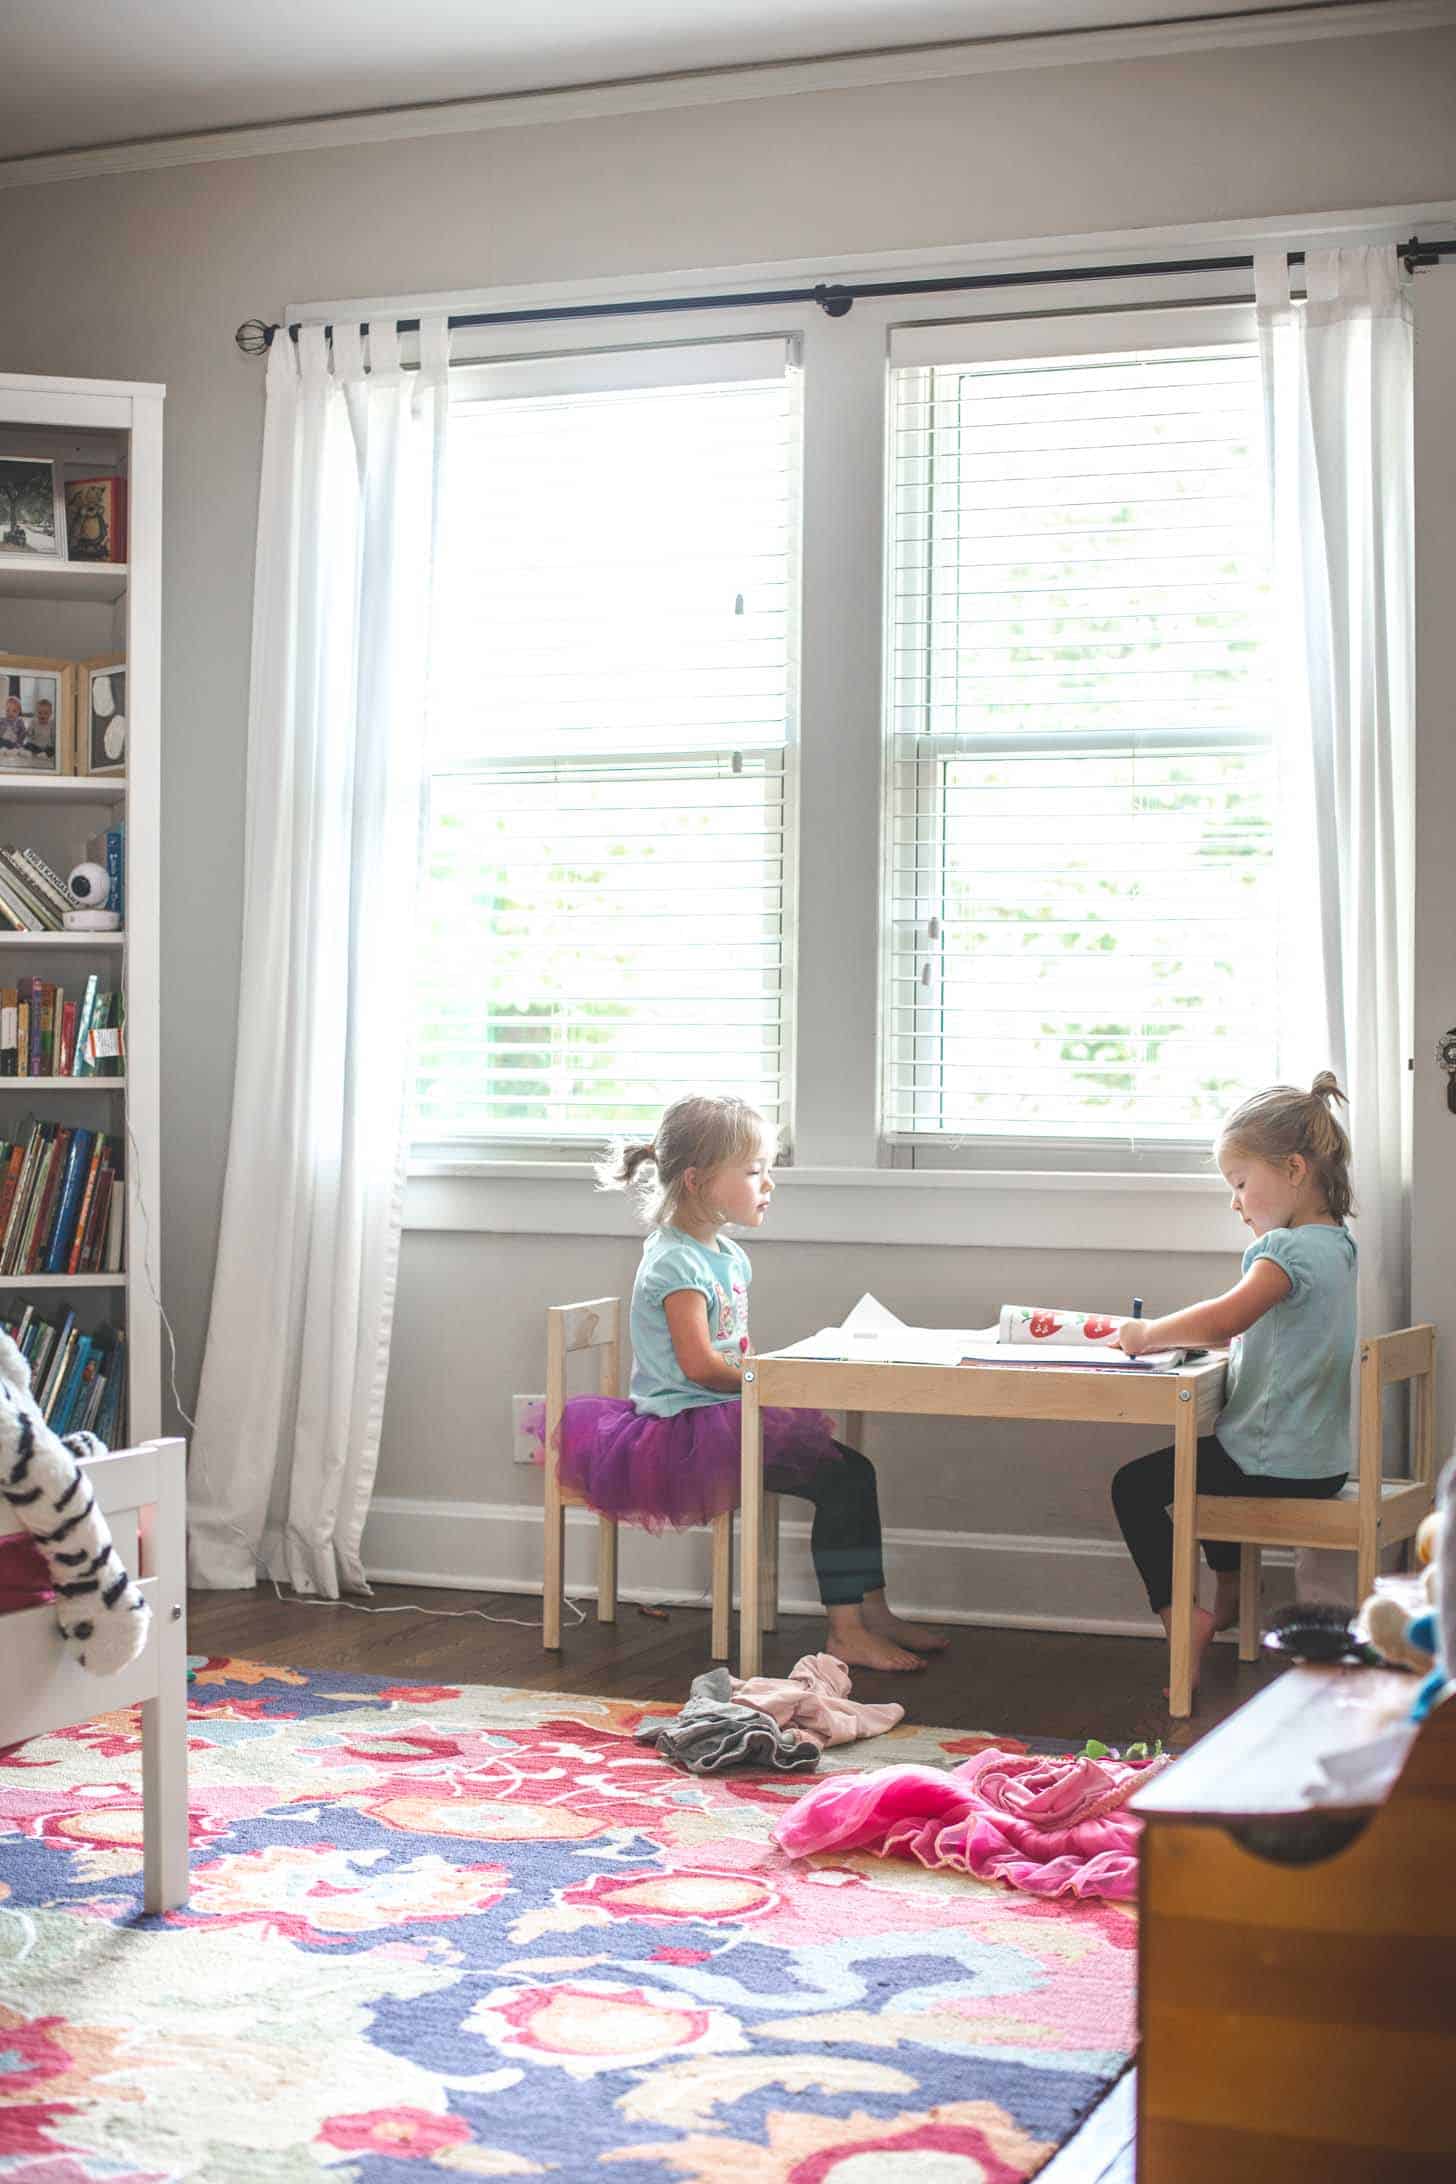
<box><xmin>0</xmin><ymin>371</ymin><xmax>162</xmax><ymax>1444</ymax></box>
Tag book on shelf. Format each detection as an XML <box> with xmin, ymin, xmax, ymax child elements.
<box><xmin>14</xmin><ymin>849</ymin><xmax>74</xmax><ymax>922</ymax></box>
<box><xmin>83</xmin><ymin>994</ymin><xmax>124</xmax><ymax>1075</ymax></box>
<box><xmin>0</xmin><ymin>1120</ymin><xmax>120</xmax><ymax>1275</ymax></box>
<box><xmin>0</xmin><ymin>864</ymin><xmax>56</xmax><ymax>934</ymax></box>
<box><xmin>83</xmin><ymin>825</ymin><xmax>125</xmax><ymax>919</ymax></box>
<box><xmin>0</xmin><ymin>976</ymin><xmax>120</xmax><ymax>1075</ymax></box>
<box><xmin>0</xmin><ymin>1301</ymin><xmax>125</xmax><ymax>1438</ymax></box>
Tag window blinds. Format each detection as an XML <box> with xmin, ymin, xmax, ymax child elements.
<box><xmin>885</xmin><ymin>343</ymin><xmax>1279</xmax><ymax>1145</ymax></box>
<box><xmin>417</xmin><ymin>367</ymin><xmax>796</xmax><ymax>1145</ymax></box>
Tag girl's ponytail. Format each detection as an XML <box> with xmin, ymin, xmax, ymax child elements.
<box><xmin>1304</xmin><ymin>1074</ymin><xmax>1354</xmax><ymax>1221</ymax></box>
<box><xmin>596</xmin><ymin>1140</ymin><xmax>657</xmax><ymax>1192</ymax></box>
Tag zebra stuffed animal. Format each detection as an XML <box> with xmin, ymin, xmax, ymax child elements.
<box><xmin>0</xmin><ymin>1327</ymin><xmax>150</xmax><ymax>1673</ymax></box>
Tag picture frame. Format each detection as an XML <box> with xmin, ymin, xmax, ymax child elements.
<box><xmin>0</xmin><ymin>656</ymin><xmax>75</xmax><ymax>776</ymax></box>
<box><xmin>65</xmin><ymin>473</ymin><xmax>128</xmax><ymax>564</ymax></box>
<box><xmin>77</xmin><ymin>656</ymin><xmax>127</xmax><ymax>777</ymax></box>
<box><xmin>0</xmin><ymin>455</ymin><xmax>68</xmax><ymax>564</ymax></box>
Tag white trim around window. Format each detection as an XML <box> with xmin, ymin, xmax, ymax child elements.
<box><xmin>297</xmin><ymin>199</ymin><xmax>1455</xmax><ymax>1247</ymax></box>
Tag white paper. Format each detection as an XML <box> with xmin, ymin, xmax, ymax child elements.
<box><xmin>770</xmin><ymin>1292</ymin><xmax>1186</xmax><ymax>1370</ymax></box>
<box><xmin>841</xmin><ymin>1292</ymin><xmax>910</xmax><ymax>1335</ymax></box>
<box><xmin>772</xmin><ymin>1293</ymin><xmax>993</xmax><ymax>1366</ymax></box>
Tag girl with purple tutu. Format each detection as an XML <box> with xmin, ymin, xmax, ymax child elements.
<box><xmin>551</xmin><ymin>1093</ymin><xmax>946</xmax><ymax>1674</ymax></box>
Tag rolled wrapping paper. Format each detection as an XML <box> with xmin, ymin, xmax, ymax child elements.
<box><xmin>998</xmin><ymin>1304</ymin><xmax>1122</xmax><ymax>1348</ymax></box>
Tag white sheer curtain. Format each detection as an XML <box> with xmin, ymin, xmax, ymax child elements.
<box><xmin>188</xmin><ymin>316</ymin><xmax>450</xmax><ymax>1593</ymax></box>
<box><xmin>1257</xmin><ymin>247</ymin><xmax>1415</xmax><ymax>1352</ymax></box>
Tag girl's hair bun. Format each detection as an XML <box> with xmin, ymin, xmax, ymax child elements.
<box><xmin>1310</xmin><ymin>1071</ymin><xmax>1348</xmax><ymax>1107</ymax></box>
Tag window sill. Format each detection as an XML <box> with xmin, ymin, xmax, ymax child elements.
<box><xmin>404</xmin><ymin>1160</ymin><xmax>1242</xmax><ymax>1255</ymax></box>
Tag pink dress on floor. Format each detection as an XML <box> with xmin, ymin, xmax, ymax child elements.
<box><xmin>772</xmin><ymin>1744</ymin><xmax>1168</xmax><ymax>1902</ymax></box>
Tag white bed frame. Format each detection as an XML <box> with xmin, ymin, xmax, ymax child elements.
<box><xmin>0</xmin><ymin>1436</ymin><xmax>189</xmax><ymax>1912</ymax></box>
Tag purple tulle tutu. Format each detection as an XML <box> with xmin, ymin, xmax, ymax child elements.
<box><xmin>530</xmin><ymin>1396</ymin><xmax>842</xmax><ymax>1530</ymax></box>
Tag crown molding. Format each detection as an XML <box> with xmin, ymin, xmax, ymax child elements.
<box><xmin>1</xmin><ymin>2</ymin><xmax>1451</xmax><ymax>192</ymax></box>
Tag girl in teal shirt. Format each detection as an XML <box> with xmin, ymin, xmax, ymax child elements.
<box><xmin>1112</xmin><ymin>1074</ymin><xmax>1356</xmax><ymax>1688</ymax></box>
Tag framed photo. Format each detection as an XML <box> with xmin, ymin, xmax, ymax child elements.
<box><xmin>0</xmin><ymin>656</ymin><xmax>74</xmax><ymax>776</ymax></box>
<box><xmin>65</xmin><ymin>474</ymin><xmax>128</xmax><ymax>564</ymax></box>
<box><xmin>78</xmin><ymin>656</ymin><xmax>126</xmax><ymax>777</ymax></box>
<box><xmin>0</xmin><ymin>455</ymin><xmax>67</xmax><ymax>564</ymax></box>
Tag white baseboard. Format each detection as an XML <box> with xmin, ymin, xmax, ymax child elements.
<box><xmin>362</xmin><ymin>1492</ymin><xmax>1296</xmax><ymax>1639</ymax></box>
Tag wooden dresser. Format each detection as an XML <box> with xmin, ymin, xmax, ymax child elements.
<box><xmin>1129</xmin><ymin>1666</ymin><xmax>1454</xmax><ymax>2181</ymax></box>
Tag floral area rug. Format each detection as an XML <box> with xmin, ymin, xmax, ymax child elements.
<box><xmin>0</xmin><ymin>1659</ymin><xmax>1136</xmax><ymax>2182</ymax></box>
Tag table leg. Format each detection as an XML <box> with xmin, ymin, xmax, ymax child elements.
<box><xmin>762</xmin><ymin>1491</ymin><xmax>780</xmax><ymax>1633</ymax></box>
<box><xmin>1169</xmin><ymin>1384</ymin><xmax>1198</xmax><ymax>1719</ymax></box>
<box><xmin>740</xmin><ymin>1368</ymin><xmax>764</xmax><ymax>1678</ymax></box>
<box><xmin>710</xmin><ymin>1514</ymin><xmax>733</xmax><ymax>1661</ymax></box>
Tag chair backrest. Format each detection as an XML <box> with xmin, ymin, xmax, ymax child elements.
<box><xmin>545</xmin><ymin>1299</ymin><xmax>624</xmax><ymax>1467</ymax></box>
<box><xmin>1358</xmin><ymin>1323</ymin><xmax>1437</xmax><ymax>1494</ymax></box>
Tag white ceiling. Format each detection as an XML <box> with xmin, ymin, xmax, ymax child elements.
<box><xmin>0</xmin><ymin>2</ymin><xmax>1371</xmax><ymax>160</ymax></box>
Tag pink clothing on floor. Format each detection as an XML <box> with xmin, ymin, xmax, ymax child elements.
<box><xmin>772</xmin><ymin>1743</ymin><xmax>1168</xmax><ymax>1901</ymax></box>
<box><xmin>732</xmin><ymin>1652</ymin><xmax>904</xmax><ymax>1747</ymax></box>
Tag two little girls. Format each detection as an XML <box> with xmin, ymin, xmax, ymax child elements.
<box><xmin>553</xmin><ymin>1073</ymin><xmax>1358</xmax><ymax>1690</ymax></box>
<box><xmin>551</xmin><ymin>1094</ymin><xmax>945</xmax><ymax>1673</ymax></box>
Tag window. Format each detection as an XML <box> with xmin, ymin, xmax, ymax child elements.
<box><xmin>415</xmin><ymin>344</ymin><xmax>798</xmax><ymax>1150</ymax></box>
<box><xmin>884</xmin><ymin>329</ymin><xmax>1278</xmax><ymax>1153</ymax></box>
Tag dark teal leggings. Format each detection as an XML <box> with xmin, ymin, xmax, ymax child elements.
<box><xmin>763</xmin><ymin>1441</ymin><xmax>885</xmax><ymax>1607</ymax></box>
<box><xmin>1112</xmin><ymin>1434</ymin><xmax>1347</xmax><ymax>1613</ymax></box>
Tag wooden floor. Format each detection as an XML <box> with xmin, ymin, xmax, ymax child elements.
<box><xmin>187</xmin><ymin>1583</ymin><xmax>1287</xmax><ymax>2184</ymax></box>
<box><xmin>187</xmin><ymin>1582</ymin><xmax>1282</xmax><ymax>1749</ymax></box>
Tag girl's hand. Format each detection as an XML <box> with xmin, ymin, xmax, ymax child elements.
<box><xmin>1117</xmin><ymin>1318</ymin><xmax>1152</xmax><ymax>1356</ymax></box>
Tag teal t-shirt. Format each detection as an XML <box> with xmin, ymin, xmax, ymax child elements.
<box><xmin>629</xmin><ymin>1227</ymin><xmax>751</xmax><ymax>1417</ymax></box>
<box><xmin>1215</xmin><ymin>1223</ymin><xmax>1357</xmax><ymax>1479</ymax></box>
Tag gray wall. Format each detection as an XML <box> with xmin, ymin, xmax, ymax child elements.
<box><xmin>1</xmin><ymin>25</ymin><xmax>1453</xmax><ymax>1604</ymax></box>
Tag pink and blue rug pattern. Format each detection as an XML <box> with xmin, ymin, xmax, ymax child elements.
<box><xmin>0</xmin><ymin>1660</ymin><xmax>1135</xmax><ymax>2180</ymax></box>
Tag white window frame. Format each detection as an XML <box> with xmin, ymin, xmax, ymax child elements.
<box><xmin>882</xmin><ymin>299</ymin><xmax>1272</xmax><ymax>1174</ymax></box>
<box><xmin>416</xmin><ymin>332</ymin><xmax>802</xmax><ymax>1162</ymax></box>
<box><xmin>289</xmin><ymin>199</ymin><xmax>1452</xmax><ymax>1253</ymax></box>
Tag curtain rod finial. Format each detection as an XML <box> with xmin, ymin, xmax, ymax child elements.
<box><xmin>235</xmin><ymin>318</ymin><xmax>276</xmax><ymax>356</ymax></box>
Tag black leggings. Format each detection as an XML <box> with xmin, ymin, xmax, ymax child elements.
<box><xmin>763</xmin><ymin>1441</ymin><xmax>884</xmax><ymax>1608</ymax></box>
<box><xmin>1111</xmin><ymin>1434</ymin><xmax>1348</xmax><ymax>1614</ymax></box>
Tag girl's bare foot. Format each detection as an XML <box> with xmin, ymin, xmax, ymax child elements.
<box><xmin>825</xmin><ymin>1607</ymin><xmax>924</xmax><ymax>1674</ymax></box>
<box><xmin>1212</xmin><ymin>1577</ymin><xmax>1241</xmax><ymax>1633</ymax></box>
<box><xmin>1160</xmin><ymin>1605</ymin><xmax>1218</xmax><ymax>1698</ymax></box>
<box><xmin>828</xmin><ymin>1631</ymin><xmax>924</xmax><ymax>1673</ymax></box>
<box><xmin>863</xmin><ymin>1601</ymin><xmax>949</xmax><ymax>1654</ymax></box>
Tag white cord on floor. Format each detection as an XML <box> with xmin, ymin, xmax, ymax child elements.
<box><xmin>269</xmin><ymin>1577</ymin><xmax>586</xmax><ymax>1629</ymax></box>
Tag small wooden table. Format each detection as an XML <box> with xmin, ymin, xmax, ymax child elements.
<box><xmin>1129</xmin><ymin>1668</ymin><xmax>1454</xmax><ymax>2180</ymax></box>
<box><xmin>739</xmin><ymin>1346</ymin><xmax>1228</xmax><ymax>1712</ymax></box>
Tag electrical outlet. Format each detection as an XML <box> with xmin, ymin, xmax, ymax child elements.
<box><xmin>512</xmin><ymin>1394</ymin><xmax>544</xmax><ymax>1464</ymax></box>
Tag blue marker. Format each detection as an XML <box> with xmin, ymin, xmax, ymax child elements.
<box><xmin>1132</xmin><ymin>1297</ymin><xmax>1144</xmax><ymax>1319</ymax></box>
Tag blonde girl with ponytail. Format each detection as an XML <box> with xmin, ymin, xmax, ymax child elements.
<box><xmin>1111</xmin><ymin>1075</ymin><xmax>1358</xmax><ymax>1691</ymax></box>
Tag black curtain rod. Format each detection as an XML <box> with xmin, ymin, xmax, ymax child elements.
<box><xmin>235</xmin><ymin>235</ymin><xmax>1456</xmax><ymax>354</ymax></box>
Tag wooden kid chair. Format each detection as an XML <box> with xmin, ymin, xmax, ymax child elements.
<box><xmin>541</xmin><ymin>1296</ymin><xmax>782</xmax><ymax>1661</ymax></box>
<box><xmin>1187</xmin><ymin>1322</ymin><xmax>1438</xmax><ymax>1663</ymax></box>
